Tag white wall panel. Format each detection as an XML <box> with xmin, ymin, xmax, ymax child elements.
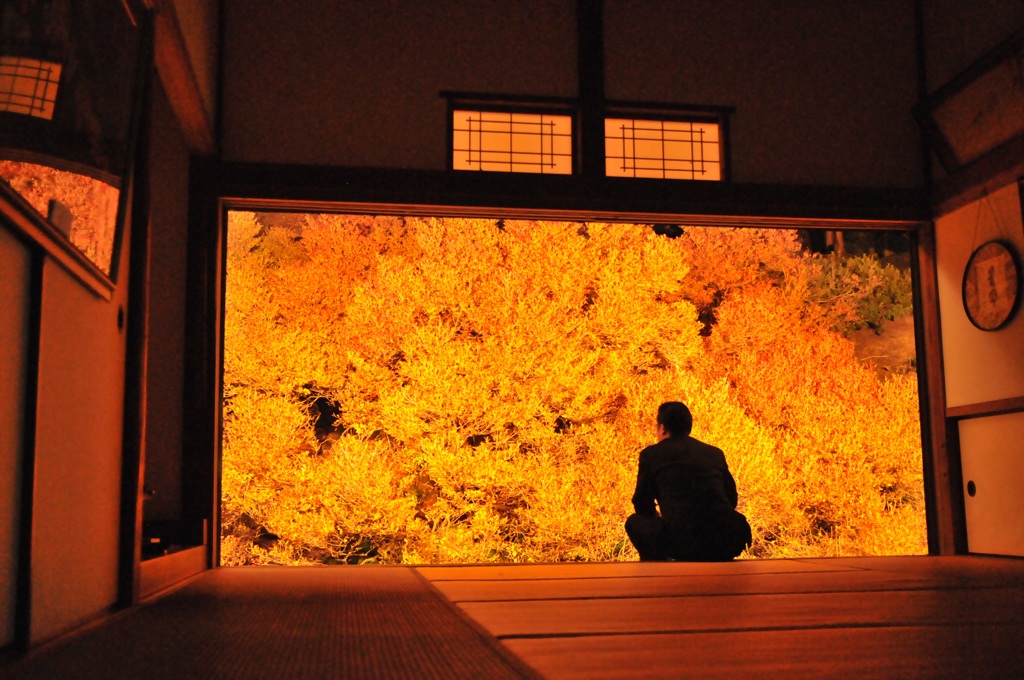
<box><xmin>960</xmin><ymin>412</ymin><xmax>1024</xmax><ymax>557</ymax></box>
<box><xmin>935</xmin><ymin>183</ymin><xmax>1024</xmax><ymax>408</ymax></box>
<box><xmin>31</xmin><ymin>255</ymin><xmax>128</xmax><ymax>641</ymax></box>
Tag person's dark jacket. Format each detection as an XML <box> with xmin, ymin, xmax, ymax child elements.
<box><xmin>631</xmin><ymin>434</ymin><xmax>747</xmax><ymax>560</ymax></box>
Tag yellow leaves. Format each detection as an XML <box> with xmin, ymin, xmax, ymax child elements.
<box><xmin>221</xmin><ymin>214</ymin><xmax>927</xmax><ymax>564</ymax></box>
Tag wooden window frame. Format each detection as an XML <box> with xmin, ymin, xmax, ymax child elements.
<box><xmin>603</xmin><ymin>101</ymin><xmax>733</xmax><ymax>182</ymax></box>
<box><xmin>443</xmin><ymin>92</ymin><xmax>578</xmax><ymax>176</ymax></box>
<box><xmin>442</xmin><ymin>93</ymin><xmax>733</xmax><ymax>182</ymax></box>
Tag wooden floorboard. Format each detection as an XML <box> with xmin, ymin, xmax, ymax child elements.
<box><xmin>430</xmin><ymin>569</ymin><xmax>941</xmax><ymax>603</ymax></box>
<box><xmin>416</xmin><ymin>558</ymin><xmax>860</xmax><ymax>582</ymax></box>
<box><xmin>418</xmin><ymin>556</ymin><xmax>1024</xmax><ymax>678</ymax></box>
<box><xmin>794</xmin><ymin>554</ymin><xmax>1022</xmax><ymax>573</ymax></box>
<box><xmin>502</xmin><ymin>624</ymin><xmax>1024</xmax><ymax>679</ymax></box>
<box><xmin>458</xmin><ymin>587</ymin><xmax>1024</xmax><ymax>637</ymax></box>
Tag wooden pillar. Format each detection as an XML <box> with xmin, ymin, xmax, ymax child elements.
<box><xmin>913</xmin><ymin>222</ymin><xmax>967</xmax><ymax>554</ymax></box>
<box><xmin>578</xmin><ymin>0</ymin><xmax>605</xmax><ymax>178</ymax></box>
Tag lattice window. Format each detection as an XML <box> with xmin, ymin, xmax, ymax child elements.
<box><xmin>453</xmin><ymin>110</ymin><xmax>573</xmax><ymax>174</ymax></box>
<box><xmin>0</xmin><ymin>57</ymin><xmax>62</xmax><ymax>120</ymax></box>
<box><xmin>605</xmin><ymin>118</ymin><xmax>721</xmax><ymax>180</ymax></box>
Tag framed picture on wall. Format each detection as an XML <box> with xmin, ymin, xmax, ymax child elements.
<box><xmin>916</xmin><ymin>31</ymin><xmax>1024</xmax><ymax>173</ymax></box>
<box><xmin>962</xmin><ymin>239</ymin><xmax>1021</xmax><ymax>331</ymax></box>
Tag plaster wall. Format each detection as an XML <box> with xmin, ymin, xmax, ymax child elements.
<box><xmin>142</xmin><ymin>83</ymin><xmax>190</xmax><ymax>523</ymax></box>
<box><xmin>935</xmin><ymin>182</ymin><xmax>1024</xmax><ymax>408</ymax></box>
<box><xmin>221</xmin><ymin>0</ymin><xmax>577</xmax><ymax>169</ymax></box>
<box><xmin>30</xmin><ymin>243</ymin><xmax>130</xmax><ymax>641</ymax></box>
<box><xmin>604</xmin><ymin>0</ymin><xmax>922</xmax><ymax>187</ymax></box>
<box><xmin>221</xmin><ymin>1</ymin><xmax>922</xmax><ymax>189</ymax></box>
<box><xmin>921</xmin><ymin>0</ymin><xmax>1024</xmax><ymax>93</ymax></box>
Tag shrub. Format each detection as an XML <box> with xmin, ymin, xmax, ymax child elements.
<box><xmin>807</xmin><ymin>252</ymin><xmax>914</xmax><ymax>333</ymax></box>
<box><xmin>221</xmin><ymin>214</ymin><xmax>926</xmax><ymax>564</ymax></box>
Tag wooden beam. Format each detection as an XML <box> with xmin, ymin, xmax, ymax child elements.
<box><xmin>11</xmin><ymin>250</ymin><xmax>43</xmax><ymax>653</ymax></box>
<box><xmin>146</xmin><ymin>0</ymin><xmax>216</xmax><ymax>155</ymax></box>
<box><xmin>118</xmin><ymin>75</ymin><xmax>155</xmax><ymax>609</ymax></box>
<box><xmin>947</xmin><ymin>396</ymin><xmax>1024</xmax><ymax>420</ymax></box>
<box><xmin>214</xmin><ymin>162</ymin><xmax>931</xmax><ymax>227</ymax></box>
<box><xmin>577</xmin><ymin>0</ymin><xmax>605</xmax><ymax>178</ymax></box>
<box><xmin>183</xmin><ymin>157</ymin><xmax>223</xmax><ymax>567</ymax></box>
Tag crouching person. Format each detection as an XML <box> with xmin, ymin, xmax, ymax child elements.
<box><xmin>625</xmin><ymin>402</ymin><xmax>752</xmax><ymax>562</ymax></box>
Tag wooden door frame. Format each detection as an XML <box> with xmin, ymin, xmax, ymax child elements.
<box><xmin>184</xmin><ymin>162</ymin><xmax>963</xmax><ymax>559</ymax></box>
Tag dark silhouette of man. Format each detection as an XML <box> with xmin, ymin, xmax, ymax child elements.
<box><xmin>625</xmin><ymin>402</ymin><xmax>751</xmax><ymax>561</ymax></box>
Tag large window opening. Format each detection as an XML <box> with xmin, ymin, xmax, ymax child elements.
<box><xmin>221</xmin><ymin>212</ymin><xmax>925</xmax><ymax>565</ymax></box>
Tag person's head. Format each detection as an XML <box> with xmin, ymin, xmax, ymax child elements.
<box><xmin>656</xmin><ymin>401</ymin><xmax>692</xmax><ymax>440</ymax></box>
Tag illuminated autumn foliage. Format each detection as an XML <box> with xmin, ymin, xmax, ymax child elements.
<box><xmin>221</xmin><ymin>212</ymin><xmax>925</xmax><ymax>565</ymax></box>
<box><xmin>0</xmin><ymin>159</ymin><xmax>119</xmax><ymax>273</ymax></box>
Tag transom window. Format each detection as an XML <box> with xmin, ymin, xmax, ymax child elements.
<box><xmin>452</xmin><ymin>110</ymin><xmax>573</xmax><ymax>175</ymax></box>
<box><xmin>0</xmin><ymin>56</ymin><xmax>62</xmax><ymax>120</ymax></box>
<box><xmin>445</xmin><ymin>93</ymin><xmax>730</xmax><ymax>181</ymax></box>
<box><xmin>605</xmin><ymin>118</ymin><xmax>721</xmax><ymax>180</ymax></box>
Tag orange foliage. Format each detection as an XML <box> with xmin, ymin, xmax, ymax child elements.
<box><xmin>221</xmin><ymin>213</ymin><xmax>926</xmax><ymax>565</ymax></box>
<box><xmin>0</xmin><ymin>160</ymin><xmax>119</xmax><ymax>273</ymax></box>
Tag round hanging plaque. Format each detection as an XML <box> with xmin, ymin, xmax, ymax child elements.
<box><xmin>962</xmin><ymin>240</ymin><xmax>1021</xmax><ymax>331</ymax></box>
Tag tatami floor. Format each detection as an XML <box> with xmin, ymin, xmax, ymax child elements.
<box><xmin>5</xmin><ymin>556</ymin><xmax>1024</xmax><ymax>679</ymax></box>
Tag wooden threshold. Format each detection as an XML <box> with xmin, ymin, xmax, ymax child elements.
<box><xmin>139</xmin><ymin>545</ymin><xmax>208</xmax><ymax>601</ymax></box>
